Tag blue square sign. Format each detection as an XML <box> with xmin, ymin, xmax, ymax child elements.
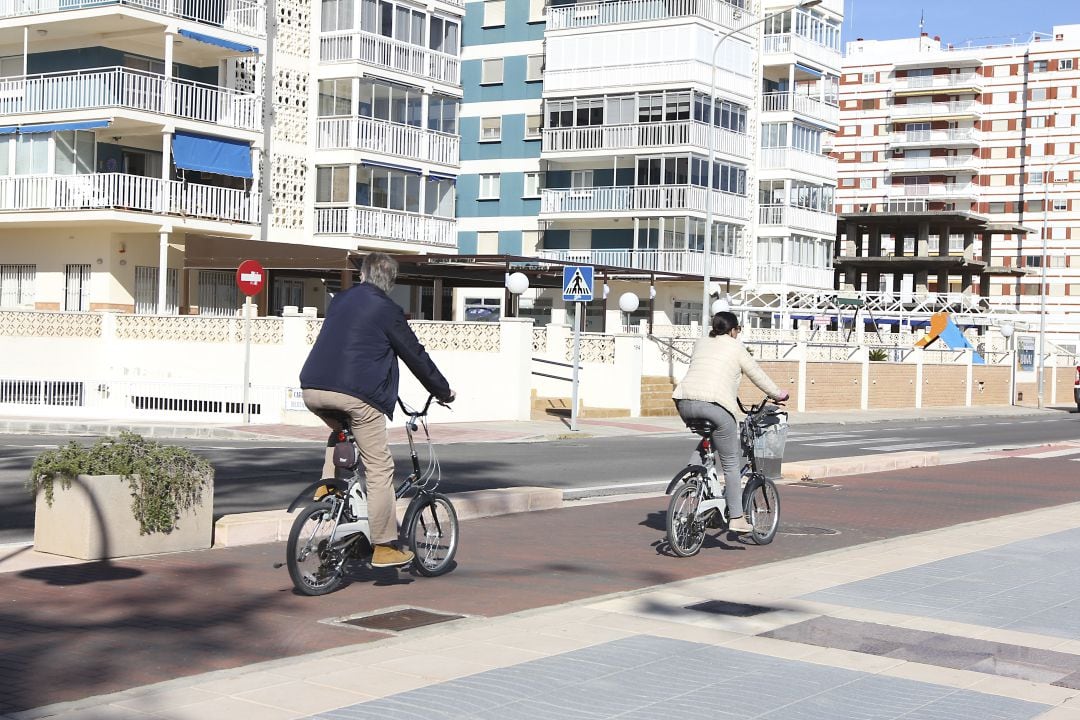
<box><xmin>562</xmin><ymin>265</ymin><xmax>594</xmax><ymax>302</ymax></box>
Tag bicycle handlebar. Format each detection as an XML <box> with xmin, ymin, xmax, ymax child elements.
<box><xmin>737</xmin><ymin>395</ymin><xmax>784</xmax><ymax>416</ymax></box>
<box><xmin>397</xmin><ymin>394</ymin><xmax>452</xmax><ymax>418</ymax></box>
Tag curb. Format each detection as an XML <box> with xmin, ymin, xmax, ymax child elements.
<box><xmin>782</xmin><ymin>450</ymin><xmax>940</xmax><ymax>481</ymax></box>
<box><xmin>0</xmin><ymin>419</ymin><xmax>266</xmax><ymax>441</ymax></box>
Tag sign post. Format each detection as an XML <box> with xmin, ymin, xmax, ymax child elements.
<box><xmin>562</xmin><ymin>265</ymin><xmax>594</xmax><ymax>432</ymax></box>
<box><xmin>235</xmin><ymin>259</ymin><xmax>265</xmax><ymax>424</ymax></box>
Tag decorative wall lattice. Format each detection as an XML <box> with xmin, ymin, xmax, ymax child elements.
<box><xmin>413</xmin><ymin>322</ymin><xmax>500</xmax><ymax>352</ymax></box>
<box><xmin>275</xmin><ymin>0</ymin><xmax>311</xmax><ymax>57</ymax></box>
<box><xmin>271</xmin><ymin>152</ymin><xmax>308</xmax><ymax>230</ymax></box>
<box><xmin>273</xmin><ymin>68</ymin><xmax>310</xmax><ymax>145</ymax></box>
<box><xmin>532</xmin><ymin>327</ymin><xmax>547</xmax><ymax>353</ymax></box>
<box><xmin>115</xmin><ymin>316</ymin><xmax>283</xmax><ymax>344</ymax></box>
<box><xmin>306</xmin><ymin>319</ymin><xmax>322</xmax><ymax>345</ymax></box>
<box><xmin>565</xmin><ymin>336</ymin><xmax>616</xmax><ymax>364</ymax></box>
<box><xmin>0</xmin><ymin>311</ymin><xmax>101</xmax><ymax>338</ymax></box>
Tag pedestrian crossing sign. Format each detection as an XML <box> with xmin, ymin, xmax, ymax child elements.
<box><xmin>562</xmin><ymin>265</ymin><xmax>594</xmax><ymax>302</ymax></box>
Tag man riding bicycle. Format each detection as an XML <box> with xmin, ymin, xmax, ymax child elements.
<box><xmin>300</xmin><ymin>252</ymin><xmax>455</xmax><ymax>569</ymax></box>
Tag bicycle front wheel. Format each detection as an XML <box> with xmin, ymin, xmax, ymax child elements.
<box><xmin>286</xmin><ymin>502</ymin><xmax>345</xmax><ymax>596</ymax></box>
<box><xmin>666</xmin><ymin>475</ymin><xmax>707</xmax><ymax>557</ymax></box>
<box><xmin>408</xmin><ymin>493</ymin><xmax>459</xmax><ymax>577</ymax></box>
<box><xmin>744</xmin><ymin>477</ymin><xmax>781</xmax><ymax>545</ymax></box>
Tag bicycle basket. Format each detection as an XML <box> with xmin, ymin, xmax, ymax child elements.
<box><xmin>752</xmin><ymin>416</ymin><xmax>788</xmax><ymax>480</ymax></box>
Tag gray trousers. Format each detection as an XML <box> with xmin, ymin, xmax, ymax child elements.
<box><xmin>302</xmin><ymin>388</ymin><xmax>398</xmax><ymax>545</ymax></box>
<box><xmin>674</xmin><ymin>399</ymin><xmax>745</xmax><ymax>518</ymax></box>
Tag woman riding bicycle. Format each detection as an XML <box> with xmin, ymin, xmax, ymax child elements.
<box><xmin>672</xmin><ymin>311</ymin><xmax>789</xmax><ymax>534</ymax></box>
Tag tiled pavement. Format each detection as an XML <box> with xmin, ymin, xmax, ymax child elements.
<box><xmin>14</xmin><ymin>499</ymin><xmax>1080</xmax><ymax>720</ymax></box>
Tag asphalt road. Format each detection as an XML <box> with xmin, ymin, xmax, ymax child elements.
<box><xmin>1</xmin><ymin>412</ymin><xmax>1078</xmax><ymax>544</ymax></box>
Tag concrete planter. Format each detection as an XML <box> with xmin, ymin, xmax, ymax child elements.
<box><xmin>33</xmin><ymin>473</ymin><xmax>213</xmax><ymax>560</ymax></box>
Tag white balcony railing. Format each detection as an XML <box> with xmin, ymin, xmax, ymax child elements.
<box><xmin>762</xmin><ymin>33</ymin><xmax>841</xmax><ymax>70</ymax></box>
<box><xmin>756</xmin><ymin>263</ymin><xmax>833</xmax><ymax>289</ymax></box>
<box><xmin>895</xmin><ymin>72</ymin><xmax>981</xmax><ymax>92</ymax></box>
<box><xmin>760</xmin><ymin>92</ymin><xmax>840</xmax><ymax>126</ymax></box>
<box><xmin>547</xmin><ymin>0</ymin><xmax>754</xmax><ymax>34</ymax></box>
<box><xmin>891</xmin><ymin>182</ymin><xmax>979</xmax><ymax>199</ymax></box>
<box><xmin>0</xmin><ymin>67</ymin><xmax>262</xmax><ymax>131</ymax></box>
<box><xmin>0</xmin><ymin>173</ymin><xmax>259</xmax><ymax>223</ymax></box>
<box><xmin>759</xmin><ymin>147</ymin><xmax>837</xmax><ymax>178</ymax></box>
<box><xmin>890</xmin><ymin>128</ymin><xmax>981</xmax><ymax>146</ymax></box>
<box><xmin>540</xmin><ymin>185</ymin><xmax>748</xmax><ymax>219</ymax></box>
<box><xmin>544</xmin><ymin>60</ymin><xmax>754</xmax><ymax>98</ymax></box>
<box><xmin>889</xmin><ymin>100</ymin><xmax>981</xmax><ymax>119</ymax></box>
<box><xmin>0</xmin><ymin>0</ymin><xmax>265</xmax><ymax>37</ymax></box>
<box><xmin>537</xmin><ymin>248</ymin><xmax>747</xmax><ymax>281</ymax></box>
<box><xmin>320</xmin><ymin>31</ymin><xmax>460</xmax><ymax>86</ymax></box>
<box><xmin>542</xmin><ymin>120</ymin><xmax>750</xmax><ymax>157</ymax></box>
<box><xmin>316</xmin><ymin>117</ymin><xmax>459</xmax><ymax>166</ymax></box>
<box><xmin>758</xmin><ymin>205</ymin><xmax>837</xmax><ymax>235</ymax></box>
<box><xmin>887</xmin><ymin>155</ymin><xmax>980</xmax><ymax>173</ymax></box>
<box><xmin>315</xmin><ymin>206</ymin><xmax>457</xmax><ymax>248</ymax></box>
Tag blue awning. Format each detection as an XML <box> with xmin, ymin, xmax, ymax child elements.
<box><xmin>427</xmin><ymin>171</ymin><xmax>457</xmax><ymax>182</ymax></box>
<box><xmin>795</xmin><ymin>62</ymin><xmax>823</xmax><ymax>77</ymax></box>
<box><xmin>19</xmin><ymin>119</ymin><xmax>110</xmax><ymax>134</ymax></box>
<box><xmin>362</xmin><ymin>159</ymin><xmax>422</xmax><ymax>174</ymax></box>
<box><xmin>172</xmin><ymin>131</ymin><xmax>253</xmax><ymax>179</ymax></box>
<box><xmin>178</xmin><ymin>29</ymin><xmax>258</xmax><ymax>54</ymax></box>
<box><xmin>0</xmin><ymin>126</ymin><xmax>16</xmax><ymax>135</ymax></box>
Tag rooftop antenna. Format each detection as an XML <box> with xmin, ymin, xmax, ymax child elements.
<box><xmin>919</xmin><ymin>9</ymin><xmax>924</xmax><ymax>34</ymax></box>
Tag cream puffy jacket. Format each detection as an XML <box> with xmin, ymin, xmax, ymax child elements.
<box><xmin>672</xmin><ymin>334</ymin><xmax>784</xmax><ymax>419</ymax></box>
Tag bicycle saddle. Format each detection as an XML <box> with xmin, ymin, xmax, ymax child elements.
<box><xmin>685</xmin><ymin>419</ymin><xmax>716</xmax><ymax>437</ymax></box>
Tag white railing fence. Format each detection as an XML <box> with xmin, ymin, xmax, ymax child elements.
<box><xmin>0</xmin><ymin>0</ymin><xmax>266</xmax><ymax>36</ymax></box>
<box><xmin>319</xmin><ymin>31</ymin><xmax>460</xmax><ymax>85</ymax></box>
<box><xmin>315</xmin><ymin>206</ymin><xmax>457</xmax><ymax>248</ymax></box>
<box><xmin>542</xmin><ymin>120</ymin><xmax>749</xmax><ymax>157</ymax></box>
<box><xmin>541</xmin><ymin>185</ymin><xmax>748</xmax><ymax>219</ymax></box>
<box><xmin>316</xmin><ymin>116</ymin><xmax>459</xmax><ymax>165</ymax></box>
<box><xmin>547</xmin><ymin>0</ymin><xmax>754</xmax><ymax>33</ymax></box>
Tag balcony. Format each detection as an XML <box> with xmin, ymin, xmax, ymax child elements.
<box><xmin>0</xmin><ymin>68</ymin><xmax>262</xmax><ymax>132</ymax></box>
<box><xmin>889</xmin><ymin>128</ymin><xmax>981</xmax><ymax>148</ymax></box>
<box><xmin>760</xmin><ymin>91</ymin><xmax>839</xmax><ymax>127</ymax></box>
<box><xmin>320</xmin><ymin>31</ymin><xmax>460</xmax><ymax>87</ymax></box>
<box><xmin>759</xmin><ymin>147</ymin><xmax>837</xmax><ymax>179</ymax></box>
<box><xmin>888</xmin><ymin>100</ymin><xmax>981</xmax><ymax>121</ymax></box>
<box><xmin>544</xmin><ymin>60</ymin><xmax>754</xmax><ymax>98</ymax></box>
<box><xmin>0</xmin><ymin>0</ymin><xmax>265</xmax><ymax>37</ymax></box>
<box><xmin>537</xmin><ymin>248</ymin><xmax>746</xmax><ymax>281</ymax></box>
<box><xmin>315</xmin><ymin>207</ymin><xmax>457</xmax><ymax>248</ymax></box>
<box><xmin>762</xmin><ymin>33</ymin><xmax>840</xmax><ymax>72</ymax></box>
<box><xmin>316</xmin><ymin>117</ymin><xmax>459</xmax><ymax>166</ymax></box>
<box><xmin>756</xmin><ymin>263</ymin><xmax>833</xmax><ymax>289</ymax></box>
<box><xmin>894</xmin><ymin>72</ymin><xmax>982</xmax><ymax>95</ymax></box>
<box><xmin>0</xmin><ymin>173</ymin><xmax>259</xmax><ymax>224</ymax></box>
<box><xmin>547</xmin><ymin>0</ymin><xmax>754</xmax><ymax>34</ymax></box>
<box><xmin>887</xmin><ymin>154</ymin><xmax>979</xmax><ymax>174</ymax></box>
<box><xmin>890</xmin><ymin>182</ymin><xmax>979</xmax><ymax>200</ymax></box>
<box><xmin>541</xmin><ymin>120</ymin><xmax>749</xmax><ymax>158</ymax></box>
<box><xmin>758</xmin><ymin>204</ymin><xmax>837</xmax><ymax>236</ymax></box>
<box><xmin>540</xmin><ymin>185</ymin><xmax>748</xmax><ymax>219</ymax></box>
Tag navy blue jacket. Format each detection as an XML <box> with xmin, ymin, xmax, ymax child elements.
<box><xmin>300</xmin><ymin>283</ymin><xmax>451</xmax><ymax>418</ymax></box>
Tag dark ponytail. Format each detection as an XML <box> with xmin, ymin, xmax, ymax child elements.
<box><xmin>709</xmin><ymin>311</ymin><xmax>739</xmax><ymax>338</ymax></box>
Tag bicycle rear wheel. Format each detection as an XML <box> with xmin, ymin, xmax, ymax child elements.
<box><xmin>287</xmin><ymin>502</ymin><xmax>345</xmax><ymax>596</ymax></box>
<box><xmin>744</xmin><ymin>476</ymin><xmax>780</xmax><ymax>545</ymax></box>
<box><xmin>407</xmin><ymin>493</ymin><xmax>459</xmax><ymax>577</ymax></box>
<box><xmin>666</xmin><ymin>474</ymin><xmax>707</xmax><ymax>557</ymax></box>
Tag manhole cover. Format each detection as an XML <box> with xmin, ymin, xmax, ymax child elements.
<box><xmin>338</xmin><ymin>607</ymin><xmax>464</xmax><ymax>632</ymax></box>
<box><xmin>778</xmin><ymin>525</ymin><xmax>839</xmax><ymax>536</ymax></box>
<box><xmin>685</xmin><ymin>600</ymin><xmax>773</xmax><ymax>617</ymax></box>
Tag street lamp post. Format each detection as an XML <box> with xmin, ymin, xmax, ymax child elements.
<box><xmin>1037</xmin><ymin>152</ymin><xmax>1080</xmax><ymax>408</ymax></box>
<box><xmin>700</xmin><ymin>0</ymin><xmax>822</xmax><ymax>334</ymax></box>
<box><xmin>1000</xmin><ymin>322</ymin><xmax>1015</xmax><ymax>406</ymax></box>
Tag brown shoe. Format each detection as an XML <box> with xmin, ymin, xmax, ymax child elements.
<box><xmin>728</xmin><ymin>516</ymin><xmax>754</xmax><ymax>534</ymax></box>
<box><xmin>371</xmin><ymin>544</ymin><xmax>414</xmax><ymax>568</ymax></box>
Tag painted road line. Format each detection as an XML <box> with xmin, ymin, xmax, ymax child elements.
<box><xmin>1018</xmin><ymin>448</ymin><xmax>1080</xmax><ymax>459</ymax></box>
<box><xmin>860</xmin><ymin>441</ymin><xmax>967</xmax><ymax>451</ymax></box>
<box><xmin>804</xmin><ymin>437</ymin><xmax>909</xmax><ymax>447</ymax></box>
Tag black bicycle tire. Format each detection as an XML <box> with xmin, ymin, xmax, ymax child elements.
<box><xmin>666</xmin><ymin>473</ymin><xmax>708</xmax><ymax>557</ymax></box>
<box><xmin>743</xmin><ymin>476</ymin><xmax>781</xmax><ymax>546</ymax></box>
<box><xmin>286</xmin><ymin>502</ymin><xmax>345</xmax><ymax>596</ymax></box>
<box><xmin>407</xmin><ymin>493</ymin><xmax>459</xmax><ymax>577</ymax></box>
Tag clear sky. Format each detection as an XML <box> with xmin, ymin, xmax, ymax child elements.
<box><xmin>842</xmin><ymin>0</ymin><xmax>1080</xmax><ymax>49</ymax></box>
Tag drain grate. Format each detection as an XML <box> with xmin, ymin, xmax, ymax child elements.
<box><xmin>778</xmin><ymin>525</ymin><xmax>839</xmax><ymax>536</ymax></box>
<box><xmin>685</xmin><ymin>600</ymin><xmax>773</xmax><ymax>617</ymax></box>
<box><xmin>339</xmin><ymin>607</ymin><xmax>464</xmax><ymax>632</ymax></box>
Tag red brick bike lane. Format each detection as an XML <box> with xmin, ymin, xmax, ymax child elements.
<box><xmin>2</xmin><ymin>455</ymin><xmax>1079</xmax><ymax>715</ymax></box>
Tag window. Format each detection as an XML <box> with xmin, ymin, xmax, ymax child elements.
<box><xmin>1030</xmin><ymin>171</ymin><xmax>1044</xmax><ymax>184</ymax></box>
<box><xmin>989</xmin><ymin>175</ymin><xmax>1006</xmax><ymax>186</ymax></box>
<box><xmin>15</xmin><ymin>134</ymin><xmax>48</xmax><ymax>175</ymax></box>
<box><xmin>1062</xmin><ymin>58</ymin><xmax>1075</xmax><ymax>70</ymax></box>
<box><xmin>318</xmin><ymin>78</ymin><xmax>352</xmax><ymax>117</ymax></box>
<box><xmin>1050</xmin><ymin>255</ymin><xmax>1067</xmax><ymax>268</ymax></box>
<box><xmin>990</xmin><ymin>147</ymin><xmax>1007</xmax><ymax>159</ymax></box>
<box><xmin>523</xmin><ymin>171</ymin><xmax>541</xmax><ymax>198</ymax></box>
<box><xmin>526</xmin><ymin>54</ymin><xmax>544</xmax><ymax>82</ymax></box>
<box><xmin>479</xmin><ymin>173</ymin><xmax>500</xmax><ymax>199</ymax></box>
<box><xmin>525</xmin><ymin>114</ymin><xmax>542</xmax><ymax>139</ymax></box>
<box><xmin>354</xmin><ymin>166</ymin><xmax>420</xmax><ymax>212</ymax></box>
<box><xmin>862</xmin><ymin>71</ymin><xmax>875</xmax><ymax>83</ymax></box>
<box><xmin>356</xmin><ymin>79</ymin><xmax>422</xmax><ymax>126</ymax></box>
<box><xmin>570</xmin><ymin>169</ymin><xmax>592</xmax><ymax>188</ymax></box>
<box><xmin>54</xmin><ymin>131</ymin><xmax>94</xmax><ymax>175</ymax></box>
<box><xmin>0</xmin><ymin>264</ymin><xmax>35</xmax><ymax>308</ymax></box>
<box><xmin>64</xmin><ymin>264</ymin><xmax>91</xmax><ymax>312</ymax></box>
<box><xmin>1024</xmin><ymin>255</ymin><xmax>1043</xmax><ymax>267</ymax></box>
<box><xmin>528</xmin><ymin>0</ymin><xmax>544</xmax><ymax>21</ymax></box>
<box><xmin>425</xmin><ymin>177</ymin><xmax>455</xmax><ymax>217</ymax></box>
<box><xmin>480</xmin><ymin>116</ymin><xmax>501</xmax><ymax>142</ymax></box>
<box><xmin>320</xmin><ymin>0</ymin><xmax>353</xmax><ymax>31</ymax></box>
<box><xmin>1054</xmin><ymin>198</ymin><xmax>1068</xmax><ymax>211</ymax></box>
<box><xmin>991</xmin><ymin>119</ymin><xmax>1008</xmax><ymax>132</ymax></box>
<box><xmin>1031</xmin><ymin>87</ymin><xmax>1047</xmax><ymax>101</ymax></box>
<box><xmin>1032</xmin><ymin>60</ymin><xmax>1048</xmax><ymax>73</ymax></box>
<box><xmin>429</xmin><ymin>16</ymin><xmax>460</xmax><ymax>55</ymax></box>
<box><xmin>481</xmin><ymin>58</ymin><xmax>503</xmax><ymax>84</ymax></box>
<box><xmin>1030</xmin><ymin>115</ymin><xmax>1047</xmax><ymax>129</ymax></box>
<box><xmin>475</xmin><ymin>232</ymin><xmax>499</xmax><ymax>254</ymax></box>
<box><xmin>988</xmin><ymin>202</ymin><xmax>1006</xmax><ymax>213</ymax></box>
<box><xmin>482</xmin><ymin>0</ymin><xmax>504</xmax><ymax>26</ymax></box>
<box><xmin>860</xmin><ymin>151</ymin><xmax>874</xmax><ymax>162</ymax></box>
<box><xmin>427</xmin><ymin>94</ymin><xmax>458</xmax><ymax>134</ymax></box>
<box><xmin>859</xmin><ymin>177</ymin><xmax>872</xmax><ymax>189</ymax></box>
<box><xmin>1028</xmin><ymin>199</ymin><xmax>1044</xmax><ymax>212</ymax></box>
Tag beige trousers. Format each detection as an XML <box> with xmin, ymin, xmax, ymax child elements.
<box><xmin>302</xmin><ymin>388</ymin><xmax>398</xmax><ymax>545</ymax></box>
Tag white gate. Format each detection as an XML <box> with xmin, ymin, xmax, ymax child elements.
<box><xmin>134</xmin><ymin>266</ymin><xmax>179</xmax><ymax>314</ymax></box>
<box><xmin>64</xmin><ymin>264</ymin><xmax>91</xmax><ymax>311</ymax></box>
<box><xmin>0</xmin><ymin>264</ymin><xmax>35</xmax><ymax>308</ymax></box>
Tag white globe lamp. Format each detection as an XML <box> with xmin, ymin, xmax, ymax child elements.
<box><xmin>505</xmin><ymin>272</ymin><xmax>529</xmax><ymax>295</ymax></box>
<box><xmin>618</xmin><ymin>292</ymin><xmax>639</xmax><ymax>314</ymax></box>
<box><xmin>711</xmin><ymin>297</ymin><xmax>731</xmax><ymax>315</ymax></box>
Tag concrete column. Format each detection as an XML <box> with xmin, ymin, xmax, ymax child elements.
<box><xmin>161</xmin><ymin>131</ymin><xmax>172</xmax><ymax>183</ymax></box>
<box><xmin>936</xmin><ymin>224</ymin><xmax>951</xmax><ymax>294</ymax></box>
<box><xmin>163</xmin><ymin>32</ymin><xmax>174</xmax><ymax>115</ymax></box>
<box><xmin>867</xmin><ymin>227</ymin><xmax>882</xmax><ymax>291</ymax></box>
<box><xmin>914</xmin><ymin>348</ymin><xmax>924</xmax><ymax>409</ymax></box>
<box><xmin>961</xmin><ymin>270</ymin><xmax>973</xmax><ymax>297</ymax></box>
<box><xmin>500</xmin><ymin>318</ymin><xmax>536</xmax><ymax>422</ymax></box>
<box><xmin>157</xmin><ymin>229</ymin><xmax>170</xmax><ymax>314</ymax></box>
<box><xmin>965</xmin><ymin>348</ymin><xmax>974</xmax><ymax>407</ymax></box>
<box><xmin>796</xmin><ymin>342</ymin><xmax>807</xmax><ymax>413</ymax></box>
<box><xmin>860</xmin><ymin>347</ymin><xmax>870</xmax><ymax>410</ymax></box>
<box><xmin>917</xmin><ymin>222</ymin><xmax>929</xmax><ymax>256</ymax></box>
<box><xmin>432</xmin><ymin>278</ymin><xmax>444</xmax><ymax>320</ymax></box>
<box><xmin>845</xmin><ymin>222</ymin><xmax>859</xmax><ymax>257</ymax></box>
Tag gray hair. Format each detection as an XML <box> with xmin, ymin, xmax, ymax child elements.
<box><xmin>361</xmin><ymin>252</ymin><xmax>398</xmax><ymax>294</ymax></box>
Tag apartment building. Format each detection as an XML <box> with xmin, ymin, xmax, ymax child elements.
<box><xmin>0</xmin><ymin>0</ymin><xmax>465</xmax><ymax>316</ymax></box>
<box><xmin>836</xmin><ymin>25</ymin><xmax>1080</xmax><ymax>347</ymax></box>
<box><xmin>455</xmin><ymin>0</ymin><xmax>842</xmax><ymax>331</ymax></box>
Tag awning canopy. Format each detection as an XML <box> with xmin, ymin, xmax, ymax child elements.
<box><xmin>17</xmin><ymin>119</ymin><xmax>110</xmax><ymax>134</ymax></box>
<box><xmin>173</xmin><ymin>131</ymin><xmax>253</xmax><ymax>179</ymax></box>
<box><xmin>795</xmin><ymin>62</ymin><xmax>822</xmax><ymax>77</ymax></box>
<box><xmin>178</xmin><ymin>29</ymin><xmax>258</xmax><ymax>54</ymax></box>
<box><xmin>362</xmin><ymin>159</ymin><xmax>422</xmax><ymax>174</ymax></box>
<box><xmin>427</xmin><ymin>171</ymin><xmax>457</xmax><ymax>182</ymax></box>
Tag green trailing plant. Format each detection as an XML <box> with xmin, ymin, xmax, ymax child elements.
<box><xmin>868</xmin><ymin>348</ymin><xmax>889</xmax><ymax>362</ymax></box>
<box><xmin>27</xmin><ymin>432</ymin><xmax>213</xmax><ymax>535</ymax></box>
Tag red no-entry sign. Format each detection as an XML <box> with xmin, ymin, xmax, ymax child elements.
<box><xmin>235</xmin><ymin>259</ymin><xmax>265</xmax><ymax>297</ymax></box>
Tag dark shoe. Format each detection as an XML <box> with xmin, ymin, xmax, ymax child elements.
<box><xmin>728</xmin><ymin>516</ymin><xmax>753</xmax><ymax>534</ymax></box>
<box><xmin>371</xmin><ymin>544</ymin><xmax>414</xmax><ymax>568</ymax></box>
